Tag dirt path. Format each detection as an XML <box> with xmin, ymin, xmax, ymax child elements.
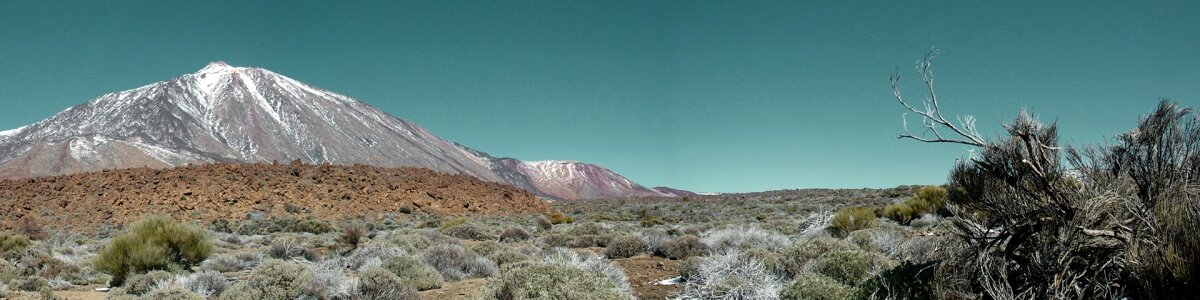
<box><xmin>612</xmin><ymin>255</ymin><xmax>682</xmax><ymax>300</ymax></box>
<box><xmin>418</xmin><ymin>278</ymin><xmax>490</xmax><ymax>300</ymax></box>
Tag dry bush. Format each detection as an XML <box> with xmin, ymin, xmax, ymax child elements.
<box><xmin>891</xmin><ymin>50</ymin><xmax>1200</xmax><ymax>298</ymax></box>
<box><xmin>605</xmin><ymin>235</ymin><xmax>646</xmax><ymax>259</ymax></box>
<box><xmin>806</xmin><ymin>249</ymin><xmax>896</xmax><ymax>286</ymax></box>
<box><xmin>662</xmin><ymin>235</ymin><xmax>710</xmax><ymax>260</ymax></box>
<box><xmin>0</xmin><ymin>232</ymin><xmax>29</xmax><ymax>260</ymax></box>
<box><xmin>17</xmin><ymin>216</ymin><xmax>48</xmax><ymax>241</ymax></box>
<box><xmin>678</xmin><ymin>249</ymin><xmax>784</xmax><ymax>300</ymax></box>
<box><xmin>702</xmin><ymin>225</ymin><xmax>788</xmax><ymax>254</ymax></box>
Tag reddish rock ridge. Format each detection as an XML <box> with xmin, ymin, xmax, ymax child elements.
<box><xmin>0</xmin><ymin>162</ymin><xmax>550</xmax><ymax>232</ymax></box>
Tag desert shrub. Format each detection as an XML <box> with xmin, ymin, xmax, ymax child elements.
<box><xmin>11</xmin><ymin>275</ymin><xmax>49</xmax><ymax>292</ymax></box>
<box><xmin>541</xmin><ymin>234</ymin><xmax>572</xmax><ymax>247</ymax></box>
<box><xmin>831</xmin><ymin>206</ymin><xmax>876</xmax><ymax>236</ymax></box>
<box><xmin>748</xmin><ymin>248</ymin><xmax>787</xmax><ymax>277</ymax></box>
<box><xmin>219</xmin><ymin>260</ymin><xmax>312</xmax><ymax>300</ymax></box>
<box><xmin>779</xmin><ymin>237</ymin><xmax>858</xmax><ymax>279</ymax></box>
<box><xmin>422</xmin><ymin>243</ymin><xmax>497</xmax><ymax>281</ymax></box>
<box><xmin>300</xmin><ymin>261</ymin><xmax>356</xmax><ymax>299</ymax></box>
<box><xmin>339</xmin><ymin>242</ymin><xmax>408</xmax><ymax>271</ymax></box>
<box><xmin>808</xmin><ymin>249</ymin><xmax>896</xmax><ymax>286</ymax></box>
<box><xmin>852</xmin><ymin>261</ymin><xmax>935</xmax><ymax>300</ymax></box>
<box><xmin>17</xmin><ymin>215</ymin><xmax>48</xmax><ymax>241</ymax></box>
<box><xmin>439</xmin><ymin>217</ymin><xmax>470</xmax><ymax>229</ymax></box>
<box><xmin>547</xmin><ymin>212</ymin><xmax>574</xmax><ymax>225</ymax></box>
<box><xmin>764</xmin><ymin>219</ymin><xmax>800</xmax><ymax>235</ymax></box>
<box><xmin>796</xmin><ymin>211</ymin><xmax>834</xmax><ymax>239</ymax></box>
<box><xmin>779</xmin><ymin>272</ymin><xmax>853</xmax><ymax>300</ymax></box>
<box><xmin>488</xmin><ymin>250</ymin><xmax>531</xmax><ymax>271</ymax></box>
<box><xmin>357</xmin><ymin>267</ymin><xmax>418</xmax><ymax>300</ymax></box>
<box><xmin>237</xmin><ymin>217</ymin><xmax>334</xmax><ymax>235</ymax></box>
<box><xmin>640</xmin><ymin>229</ymin><xmax>672</xmax><ymax>255</ymax></box>
<box><xmin>0</xmin><ymin>232</ymin><xmax>30</xmax><ymax>259</ymax></box>
<box><xmin>480</xmin><ymin>264</ymin><xmax>634</xmax><ymax>300</ymax></box>
<box><xmin>845</xmin><ymin>227</ymin><xmax>905</xmax><ymax>257</ymax></box>
<box><xmin>605</xmin><ymin>235</ymin><xmax>646</xmax><ymax>259</ymax></box>
<box><xmin>338</xmin><ymin>223</ymin><xmax>367</xmax><ymax>252</ymax></box>
<box><xmin>94</xmin><ymin>216</ymin><xmax>212</xmax><ymax>286</ymax></box>
<box><xmin>201</xmin><ymin>252</ymin><xmax>261</xmax><ymax>273</ymax></box>
<box><xmin>141</xmin><ymin>286</ymin><xmax>205</xmax><ymax>300</ymax></box>
<box><xmin>499</xmin><ymin>227</ymin><xmax>530</xmax><ymax>242</ymax></box>
<box><xmin>910</xmin><ymin>186</ymin><xmax>948</xmax><ymax>216</ymax></box>
<box><xmin>661</xmin><ymin>235</ymin><xmax>710</xmax><ymax>260</ymax></box>
<box><xmin>535</xmin><ymin>215</ymin><xmax>553</xmax><ymax>230</ymax></box>
<box><xmin>381</xmin><ymin>233</ymin><xmax>432</xmax><ymax>253</ymax></box>
<box><xmin>124</xmin><ymin>270</ymin><xmax>173</xmax><ymax>295</ymax></box>
<box><xmin>441</xmin><ymin>222</ymin><xmax>496</xmax><ymax>241</ymax></box>
<box><xmin>266</xmin><ymin>238</ymin><xmax>317</xmax><ymax>261</ymax></box>
<box><xmin>678</xmin><ymin>256</ymin><xmax>703</xmax><ymax>281</ymax></box>
<box><xmin>382</xmin><ymin>255</ymin><xmax>443</xmax><ymax>291</ymax></box>
<box><xmin>569</xmin><ymin>234</ymin><xmax>613</xmax><ymax>248</ymax></box>
<box><xmin>471</xmin><ymin>241</ymin><xmax>506</xmax><ymax>257</ymax></box>
<box><xmin>702</xmin><ymin>225</ymin><xmax>788</xmax><ymax>254</ymax></box>
<box><xmin>567</xmin><ymin>222</ymin><xmax>610</xmax><ymax>236</ymax></box>
<box><xmin>678</xmin><ymin>250</ymin><xmax>784</xmax><ymax>300</ymax></box>
<box><xmin>881</xmin><ymin>203</ymin><xmax>915</xmax><ymax>225</ymax></box>
<box><xmin>540</xmin><ymin>248</ymin><xmax>632</xmax><ymax>294</ymax></box>
<box><xmin>175</xmin><ymin>271</ymin><xmax>228</xmax><ymax>298</ymax></box>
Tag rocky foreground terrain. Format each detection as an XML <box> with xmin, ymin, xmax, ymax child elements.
<box><xmin>0</xmin><ymin>162</ymin><xmax>550</xmax><ymax>232</ymax></box>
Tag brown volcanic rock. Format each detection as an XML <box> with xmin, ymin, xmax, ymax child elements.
<box><xmin>0</xmin><ymin>162</ymin><xmax>549</xmax><ymax>232</ymax></box>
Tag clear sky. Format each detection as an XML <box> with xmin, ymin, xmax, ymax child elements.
<box><xmin>1</xmin><ymin>1</ymin><xmax>1198</xmax><ymax>193</ymax></box>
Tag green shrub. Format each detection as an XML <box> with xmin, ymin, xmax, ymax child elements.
<box><xmin>94</xmin><ymin>216</ymin><xmax>213</xmax><ymax>286</ymax></box>
<box><xmin>779</xmin><ymin>273</ymin><xmax>853</xmax><ymax>300</ymax></box>
<box><xmin>881</xmin><ymin>203</ymin><xmax>916</xmax><ymax>225</ymax></box>
<box><xmin>547</xmin><ymin>212</ymin><xmax>574</xmax><ymax>225</ymax></box>
<box><xmin>661</xmin><ymin>235</ymin><xmax>709</xmax><ymax>260</ymax></box>
<box><xmin>0</xmin><ymin>232</ymin><xmax>30</xmax><ymax>259</ymax></box>
<box><xmin>567</xmin><ymin>222</ymin><xmax>610</xmax><ymax>236</ymax></box>
<box><xmin>605</xmin><ymin>235</ymin><xmax>646</xmax><ymax>259</ymax></box>
<box><xmin>480</xmin><ymin>264</ymin><xmax>633</xmax><ymax>300</ymax></box>
<box><xmin>236</xmin><ymin>217</ymin><xmax>334</xmax><ymax>235</ymax></box>
<box><xmin>911</xmin><ymin>186</ymin><xmax>947</xmax><ymax>216</ymax></box>
<box><xmin>808</xmin><ymin>249</ymin><xmax>896</xmax><ymax>286</ymax></box>
<box><xmin>219</xmin><ymin>260</ymin><xmax>312</xmax><ymax>300</ymax></box>
<box><xmin>124</xmin><ymin>270</ymin><xmax>173</xmax><ymax>295</ymax></box>
<box><xmin>831</xmin><ymin>206</ymin><xmax>876</xmax><ymax>236</ymax></box>
<box><xmin>357</xmin><ymin>267</ymin><xmax>418</xmax><ymax>300</ymax></box>
<box><xmin>382</xmin><ymin>255</ymin><xmax>443</xmax><ymax>291</ymax></box>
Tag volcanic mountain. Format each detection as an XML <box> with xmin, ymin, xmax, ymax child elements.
<box><xmin>0</xmin><ymin>62</ymin><xmax>681</xmax><ymax>200</ymax></box>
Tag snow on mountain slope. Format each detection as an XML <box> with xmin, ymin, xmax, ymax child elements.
<box><xmin>0</xmin><ymin>62</ymin><xmax>691</xmax><ymax>200</ymax></box>
<box><xmin>499</xmin><ymin>159</ymin><xmax>672</xmax><ymax>200</ymax></box>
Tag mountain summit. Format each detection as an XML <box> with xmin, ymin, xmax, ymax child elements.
<box><xmin>0</xmin><ymin>63</ymin><xmax>681</xmax><ymax>200</ymax></box>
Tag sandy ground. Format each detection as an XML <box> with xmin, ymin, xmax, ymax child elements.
<box><xmin>612</xmin><ymin>255</ymin><xmax>683</xmax><ymax>300</ymax></box>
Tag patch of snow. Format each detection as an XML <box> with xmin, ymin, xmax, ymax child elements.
<box><xmin>655</xmin><ymin>276</ymin><xmax>683</xmax><ymax>286</ymax></box>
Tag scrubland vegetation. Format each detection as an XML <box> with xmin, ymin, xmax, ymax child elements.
<box><xmin>1</xmin><ymin>52</ymin><xmax>1197</xmax><ymax>300</ymax></box>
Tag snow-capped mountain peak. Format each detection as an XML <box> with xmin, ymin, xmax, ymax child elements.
<box><xmin>0</xmin><ymin>63</ymin><xmax>691</xmax><ymax>200</ymax></box>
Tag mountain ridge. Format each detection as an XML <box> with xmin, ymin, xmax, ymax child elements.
<box><xmin>0</xmin><ymin>62</ymin><xmax>688</xmax><ymax>200</ymax></box>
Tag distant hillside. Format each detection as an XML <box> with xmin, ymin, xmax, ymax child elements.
<box><xmin>0</xmin><ymin>162</ymin><xmax>551</xmax><ymax>232</ymax></box>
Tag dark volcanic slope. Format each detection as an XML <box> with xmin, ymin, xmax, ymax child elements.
<box><xmin>0</xmin><ymin>162</ymin><xmax>550</xmax><ymax>232</ymax></box>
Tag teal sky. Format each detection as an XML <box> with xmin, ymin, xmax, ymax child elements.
<box><xmin>1</xmin><ymin>1</ymin><xmax>1198</xmax><ymax>193</ymax></box>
